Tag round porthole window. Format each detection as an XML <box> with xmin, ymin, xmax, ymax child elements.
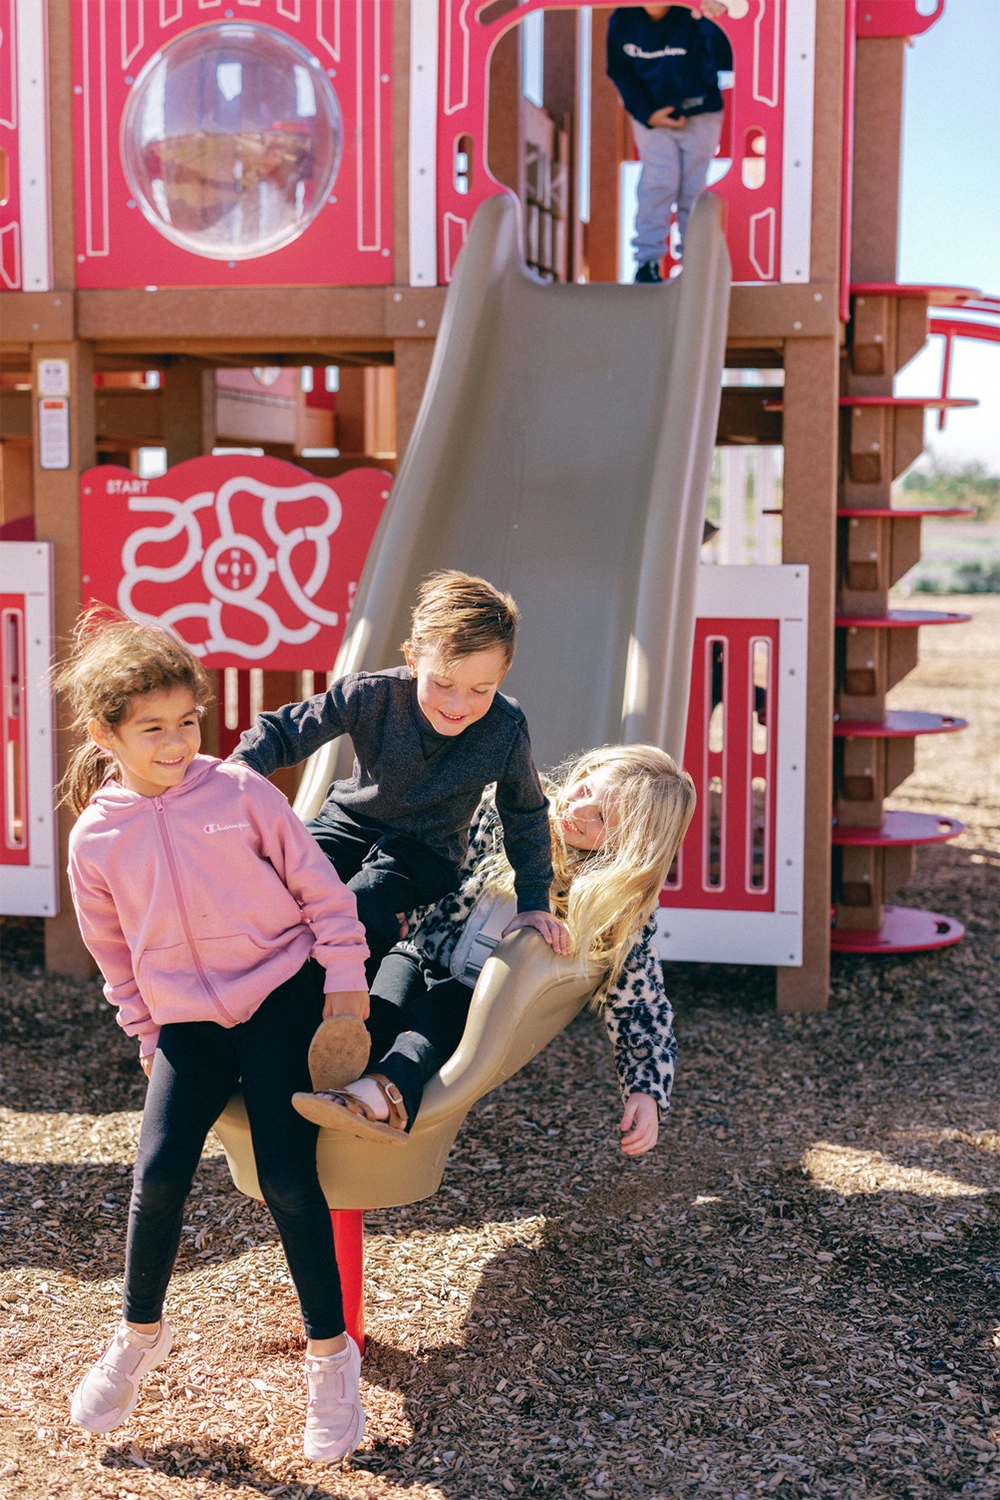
<box><xmin>120</xmin><ymin>23</ymin><xmax>343</xmax><ymax>261</ymax></box>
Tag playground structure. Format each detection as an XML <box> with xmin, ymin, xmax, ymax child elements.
<box><xmin>3</xmin><ymin>0</ymin><xmax>991</xmax><ymax>1000</ymax></box>
<box><xmin>2</xmin><ymin>0</ymin><xmax>994</xmax><ymax>1352</ymax></box>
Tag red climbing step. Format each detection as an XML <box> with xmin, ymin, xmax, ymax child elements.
<box><xmin>831</xmin><ymin>906</ymin><xmax>965</xmax><ymax>954</ymax></box>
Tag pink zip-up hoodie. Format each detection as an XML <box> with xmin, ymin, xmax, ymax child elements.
<box><xmin>68</xmin><ymin>755</ymin><xmax>369</xmax><ymax>1057</ymax></box>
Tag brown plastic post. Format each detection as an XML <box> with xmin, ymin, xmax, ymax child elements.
<box><xmin>32</xmin><ymin>339</ymin><xmax>96</xmax><ymax>976</ymax></box>
<box><xmin>163</xmin><ymin>359</ymin><xmax>215</xmax><ymax>466</ymax></box>
<box><xmin>776</xmin><ymin>0</ymin><xmax>841</xmax><ymax>1007</ymax></box>
<box><xmin>335</xmin><ymin>369</ymin><xmax>366</xmax><ymax>459</ymax></box>
<box><xmin>850</xmin><ymin>39</ymin><xmax>906</xmax><ymax>285</ymax></box>
<box><xmin>0</xmin><ymin>443</ymin><xmax>33</xmax><ymax>530</ymax></box>
<box><xmin>585</xmin><ymin>9</ymin><xmax>625</xmax><ymax>283</ymax></box>
<box><xmin>363</xmin><ymin>367</ymin><xmax>397</xmax><ymax>460</ymax></box>
<box><xmin>776</xmin><ymin>338</ymin><xmax>839</xmax><ymax>1014</ymax></box>
<box><xmin>487</xmin><ymin>23</ymin><xmax>521</xmax><ymax>198</ymax></box>
<box><xmin>393</xmin><ymin>339</ymin><xmax>435</xmax><ymax>463</ymax></box>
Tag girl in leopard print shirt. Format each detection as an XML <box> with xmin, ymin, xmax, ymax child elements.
<box><xmin>293</xmin><ymin>745</ymin><xmax>695</xmax><ymax>1156</ymax></box>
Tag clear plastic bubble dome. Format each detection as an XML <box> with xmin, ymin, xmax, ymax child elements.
<box><xmin>120</xmin><ymin>23</ymin><xmax>343</xmax><ymax>261</ymax></box>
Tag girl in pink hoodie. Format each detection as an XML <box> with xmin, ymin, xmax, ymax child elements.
<box><xmin>58</xmin><ymin>613</ymin><xmax>370</xmax><ymax>1464</ymax></box>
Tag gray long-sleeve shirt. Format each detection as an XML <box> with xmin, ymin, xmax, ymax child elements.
<box><xmin>232</xmin><ymin>666</ymin><xmax>553</xmax><ymax>912</ymax></box>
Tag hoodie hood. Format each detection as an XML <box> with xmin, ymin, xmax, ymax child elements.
<box><xmin>88</xmin><ymin>753</ymin><xmax>220</xmax><ymax>814</ymax></box>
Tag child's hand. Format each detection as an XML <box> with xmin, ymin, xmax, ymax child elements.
<box><xmin>647</xmin><ymin>106</ymin><xmax>685</xmax><ymax>129</ymax></box>
<box><xmin>501</xmin><ymin>910</ymin><xmax>572</xmax><ymax>956</ymax></box>
<box><xmin>323</xmin><ymin>989</ymin><xmax>370</xmax><ymax>1022</ymax></box>
<box><xmin>620</xmin><ymin>1094</ymin><xmax>659</xmax><ymax>1156</ymax></box>
<box><xmin>140</xmin><ymin>1054</ymin><xmax>153</xmax><ymax>1079</ymax></box>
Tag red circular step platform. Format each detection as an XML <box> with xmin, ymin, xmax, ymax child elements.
<box><xmin>849</xmin><ymin>283</ymin><xmax>981</xmax><ymax>306</ymax></box>
<box><xmin>831</xmin><ymin>811</ymin><xmax>964</xmax><ymax>846</ymax></box>
<box><xmin>764</xmin><ymin>398</ymin><xmax>977</xmax><ymax>412</ymax></box>
<box><xmin>836</xmin><ymin>608</ymin><xmax>971</xmax><ymax>628</ymax></box>
<box><xmin>831</xmin><ymin>906</ymin><xmax>965</xmax><ymax>954</ymax></box>
<box><xmin>833</xmin><ymin>711</ymin><xmax>967</xmax><ymax>738</ymax></box>
<box><xmin>836</xmin><ymin>506</ymin><xmax>977</xmax><ymax>518</ymax></box>
<box><xmin>838</xmin><ymin>396</ymin><xmax>977</xmax><ymax>409</ymax></box>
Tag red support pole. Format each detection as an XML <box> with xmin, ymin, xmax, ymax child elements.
<box><xmin>937</xmin><ymin>331</ymin><xmax>953</xmax><ymax>431</ymax></box>
<box><xmin>331</xmin><ymin>1209</ymin><xmax>365</xmax><ymax>1352</ymax></box>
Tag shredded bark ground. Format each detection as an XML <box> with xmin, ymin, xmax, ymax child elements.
<box><xmin>1</xmin><ymin>597</ymin><xmax>997</xmax><ymax>1500</ymax></box>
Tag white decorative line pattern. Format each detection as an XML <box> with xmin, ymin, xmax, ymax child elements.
<box><xmin>118</xmin><ymin>476</ymin><xmax>346</xmax><ymax>662</ymax></box>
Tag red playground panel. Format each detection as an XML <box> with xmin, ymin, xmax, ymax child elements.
<box><xmin>79</xmin><ymin>457</ymin><xmax>390</xmax><ymax>672</ymax></box>
<box><xmin>831</xmin><ymin>906</ymin><xmax>965</xmax><ymax>955</ymax></box>
<box><xmin>0</xmin><ymin>594</ymin><xmax>29</xmax><ymax>868</ymax></box>
<box><xmin>71</xmin><ymin>1</ymin><xmax>393</xmax><ymax>288</ymax></box>
<box><xmin>661</xmin><ymin>615</ymin><xmax>778</xmax><ymax>913</ymax></box>
<box><xmin>433</xmin><ymin>0</ymin><xmax>811</xmax><ymax>285</ymax></box>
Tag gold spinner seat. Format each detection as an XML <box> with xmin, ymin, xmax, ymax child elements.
<box><xmin>213</xmin><ymin>930</ymin><xmax>599</xmax><ymax>1208</ymax></box>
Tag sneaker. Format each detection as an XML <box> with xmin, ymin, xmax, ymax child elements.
<box><xmin>303</xmin><ymin>1336</ymin><xmax>365</xmax><ymax>1463</ymax></box>
<box><xmin>634</xmin><ymin>260</ymin><xmax>662</xmax><ymax>284</ymax></box>
<box><xmin>70</xmin><ymin>1320</ymin><xmax>172</xmax><ymax>1433</ymax></box>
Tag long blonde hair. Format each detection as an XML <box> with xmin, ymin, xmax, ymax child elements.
<box><xmin>55</xmin><ymin>610</ymin><xmax>212</xmax><ymax>814</ymax></box>
<box><xmin>483</xmin><ymin>744</ymin><xmax>696</xmax><ymax>999</ymax></box>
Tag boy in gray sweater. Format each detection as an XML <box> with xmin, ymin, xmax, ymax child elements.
<box><xmin>233</xmin><ymin>571</ymin><xmax>565</xmax><ymax>996</ymax></box>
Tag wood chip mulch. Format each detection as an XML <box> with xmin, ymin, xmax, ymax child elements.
<box><xmin>1</xmin><ymin>597</ymin><xmax>997</xmax><ymax>1500</ymax></box>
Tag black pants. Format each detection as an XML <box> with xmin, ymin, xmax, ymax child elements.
<box><xmin>362</xmin><ymin>950</ymin><xmax>473</xmax><ymax>1128</ymax></box>
<box><xmin>307</xmin><ymin>807</ymin><xmax>460</xmax><ymax>987</ymax></box>
<box><xmin>124</xmin><ymin>960</ymin><xmax>344</xmax><ymax>1340</ymax></box>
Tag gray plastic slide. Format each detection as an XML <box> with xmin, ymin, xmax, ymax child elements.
<box><xmin>296</xmin><ymin>189</ymin><xmax>731</xmax><ymax>797</ymax></box>
<box><xmin>212</xmin><ymin>191</ymin><xmax>730</xmax><ymax>1210</ymax></box>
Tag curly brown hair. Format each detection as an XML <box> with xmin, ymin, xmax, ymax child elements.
<box><xmin>54</xmin><ymin>609</ymin><xmax>212</xmax><ymax>814</ymax></box>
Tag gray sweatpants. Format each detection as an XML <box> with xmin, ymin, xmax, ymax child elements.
<box><xmin>631</xmin><ymin>111</ymin><xmax>724</xmax><ymax>264</ymax></box>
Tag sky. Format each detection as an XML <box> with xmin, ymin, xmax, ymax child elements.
<box><xmin>895</xmin><ymin>0</ymin><xmax>1000</xmax><ymax>473</ymax></box>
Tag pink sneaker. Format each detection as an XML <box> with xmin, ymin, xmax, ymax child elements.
<box><xmin>70</xmin><ymin>1320</ymin><xmax>172</xmax><ymax>1433</ymax></box>
<box><xmin>303</xmin><ymin>1336</ymin><xmax>365</xmax><ymax>1462</ymax></box>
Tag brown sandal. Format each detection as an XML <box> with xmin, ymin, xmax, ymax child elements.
<box><xmin>292</xmin><ymin>1074</ymin><xmax>408</xmax><ymax>1144</ymax></box>
<box><xmin>307</xmin><ymin>1014</ymin><xmax>371</xmax><ymax>1092</ymax></box>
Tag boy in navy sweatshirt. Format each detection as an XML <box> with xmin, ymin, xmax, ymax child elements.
<box><xmin>233</xmin><ymin>571</ymin><xmax>563</xmax><ymax>990</ymax></box>
<box><xmin>607</xmin><ymin>4</ymin><xmax>733</xmax><ymax>280</ymax></box>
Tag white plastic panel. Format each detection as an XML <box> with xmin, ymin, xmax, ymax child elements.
<box><xmin>655</xmin><ymin>563</ymin><xmax>808</xmax><ymax>966</ymax></box>
<box><xmin>16</xmin><ymin>0</ymin><xmax>52</xmax><ymax>291</ymax></box>
<box><xmin>780</xmin><ymin>0</ymin><xmax>816</xmax><ymax>283</ymax></box>
<box><xmin>409</xmin><ymin>0</ymin><xmax>439</xmax><ymax>286</ymax></box>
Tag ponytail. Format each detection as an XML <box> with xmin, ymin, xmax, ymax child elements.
<box><xmin>61</xmin><ymin>742</ymin><xmax>118</xmax><ymax>817</ymax></box>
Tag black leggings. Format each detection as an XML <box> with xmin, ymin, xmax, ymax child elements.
<box><xmin>362</xmin><ymin>951</ymin><xmax>473</xmax><ymax>1128</ymax></box>
<box><xmin>306</xmin><ymin>808</ymin><xmax>460</xmax><ymax>988</ymax></box>
<box><xmin>124</xmin><ymin>960</ymin><xmax>344</xmax><ymax>1340</ymax></box>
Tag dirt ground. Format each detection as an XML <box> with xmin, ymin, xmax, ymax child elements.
<box><xmin>1</xmin><ymin>596</ymin><xmax>997</xmax><ymax>1500</ymax></box>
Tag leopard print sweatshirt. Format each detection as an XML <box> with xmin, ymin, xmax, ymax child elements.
<box><xmin>401</xmin><ymin>790</ymin><xmax>677</xmax><ymax>1113</ymax></box>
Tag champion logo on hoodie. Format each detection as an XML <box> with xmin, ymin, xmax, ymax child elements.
<box><xmin>623</xmin><ymin>42</ymin><xmax>687</xmax><ymax>59</ymax></box>
<box><xmin>204</xmin><ymin>820</ymin><xmax>252</xmax><ymax>834</ymax></box>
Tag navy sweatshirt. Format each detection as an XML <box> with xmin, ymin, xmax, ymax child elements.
<box><xmin>232</xmin><ymin>666</ymin><xmax>553</xmax><ymax>913</ymax></box>
<box><xmin>607</xmin><ymin>6</ymin><xmax>732</xmax><ymax>125</ymax></box>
